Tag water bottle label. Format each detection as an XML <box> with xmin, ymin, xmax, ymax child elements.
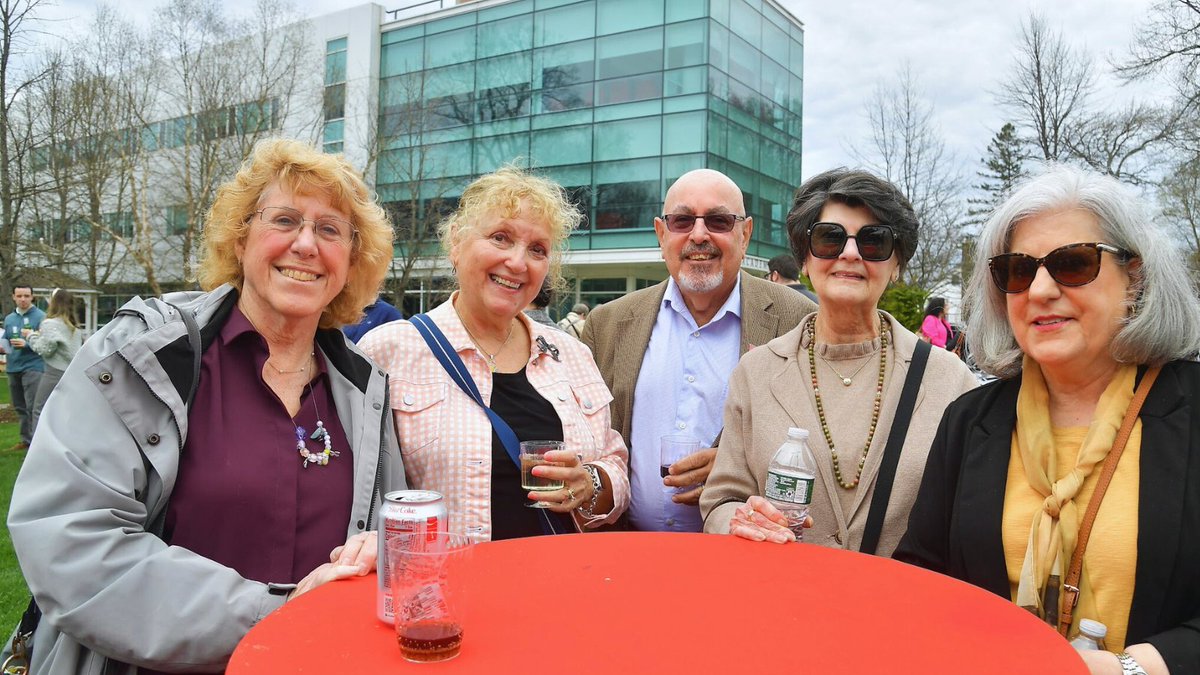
<box><xmin>765</xmin><ymin>470</ymin><xmax>813</xmax><ymax>505</ymax></box>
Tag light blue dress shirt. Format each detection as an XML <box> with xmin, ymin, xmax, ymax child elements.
<box><xmin>628</xmin><ymin>276</ymin><xmax>742</xmax><ymax>532</ymax></box>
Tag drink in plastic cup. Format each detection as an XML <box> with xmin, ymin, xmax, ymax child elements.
<box><xmin>387</xmin><ymin>531</ymin><xmax>475</xmax><ymax>663</ymax></box>
<box><xmin>519</xmin><ymin>440</ymin><xmax>565</xmax><ymax>508</ymax></box>
<box><xmin>660</xmin><ymin>435</ymin><xmax>701</xmax><ymax>491</ymax></box>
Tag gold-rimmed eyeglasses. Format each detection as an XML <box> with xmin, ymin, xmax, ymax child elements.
<box><xmin>255</xmin><ymin>206</ymin><xmax>356</xmax><ymax>247</ymax></box>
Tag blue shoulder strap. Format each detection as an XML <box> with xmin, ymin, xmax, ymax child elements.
<box><xmin>410</xmin><ymin>314</ymin><xmax>568</xmax><ymax>536</ymax></box>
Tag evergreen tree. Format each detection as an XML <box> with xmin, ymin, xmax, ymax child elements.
<box><xmin>967</xmin><ymin>123</ymin><xmax>1028</xmax><ymax>226</ymax></box>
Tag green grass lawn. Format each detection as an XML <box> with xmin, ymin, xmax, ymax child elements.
<box><xmin>0</xmin><ymin>373</ymin><xmax>28</xmax><ymax>632</ymax></box>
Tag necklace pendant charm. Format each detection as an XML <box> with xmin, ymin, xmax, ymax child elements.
<box><xmin>842</xmin><ymin>377</ymin><xmax>852</xmax><ymax>386</ymax></box>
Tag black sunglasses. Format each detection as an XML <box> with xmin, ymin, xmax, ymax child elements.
<box><xmin>661</xmin><ymin>213</ymin><xmax>747</xmax><ymax>234</ymax></box>
<box><xmin>987</xmin><ymin>242</ymin><xmax>1132</xmax><ymax>294</ymax></box>
<box><xmin>807</xmin><ymin>222</ymin><xmax>896</xmax><ymax>262</ymax></box>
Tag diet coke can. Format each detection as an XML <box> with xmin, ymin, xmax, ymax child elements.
<box><xmin>377</xmin><ymin>490</ymin><xmax>448</xmax><ymax>624</ymax></box>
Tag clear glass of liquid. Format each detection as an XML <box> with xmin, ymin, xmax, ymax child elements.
<box><xmin>520</xmin><ymin>440</ymin><xmax>565</xmax><ymax>508</ymax></box>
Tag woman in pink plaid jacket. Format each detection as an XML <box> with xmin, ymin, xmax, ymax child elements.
<box><xmin>361</xmin><ymin>167</ymin><xmax>629</xmax><ymax>541</ymax></box>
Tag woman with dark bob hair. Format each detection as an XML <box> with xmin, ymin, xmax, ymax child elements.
<box><xmin>701</xmin><ymin>168</ymin><xmax>976</xmax><ymax>555</ymax></box>
<box><xmin>896</xmin><ymin>165</ymin><xmax>1200</xmax><ymax>674</ymax></box>
<box><xmin>7</xmin><ymin>138</ymin><xmax>405</xmax><ymax>673</ymax></box>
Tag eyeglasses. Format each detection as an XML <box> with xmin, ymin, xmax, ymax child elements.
<box><xmin>660</xmin><ymin>213</ymin><xmax>747</xmax><ymax>233</ymax></box>
<box><xmin>807</xmin><ymin>222</ymin><xmax>896</xmax><ymax>261</ymax></box>
<box><xmin>987</xmin><ymin>242</ymin><xmax>1133</xmax><ymax>293</ymax></box>
<box><xmin>255</xmin><ymin>206</ymin><xmax>356</xmax><ymax>247</ymax></box>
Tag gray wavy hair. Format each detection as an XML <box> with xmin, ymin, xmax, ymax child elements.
<box><xmin>967</xmin><ymin>163</ymin><xmax>1200</xmax><ymax>378</ymax></box>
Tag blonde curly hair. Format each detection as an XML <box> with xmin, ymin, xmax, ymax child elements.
<box><xmin>438</xmin><ymin>165</ymin><xmax>581</xmax><ymax>292</ymax></box>
<box><xmin>198</xmin><ymin>138</ymin><xmax>393</xmax><ymax>328</ymax></box>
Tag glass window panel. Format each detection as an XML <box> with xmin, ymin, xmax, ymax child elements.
<box><xmin>762</xmin><ymin>20</ymin><xmax>788</xmax><ymax>68</ymax></box>
<box><xmin>535</xmin><ymin>0</ymin><xmax>583</xmax><ymax>9</ymax></box>
<box><xmin>323</xmin><ymin>120</ymin><xmax>344</xmax><ymax>143</ymax></box>
<box><xmin>727</xmin><ymin>122</ymin><xmax>758</xmax><ymax>167</ymax></box>
<box><xmin>663</xmin><ymin>93</ymin><xmax>705</xmax><ymax>112</ymax></box>
<box><xmin>479</xmin><ymin>15</ymin><xmax>533</xmax><ymax>58</ymax></box>
<box><xmin>665</xmin><ymin>20</ymin><xmax>705</xmax><ymax>69</ymax></box>
<box><xmin>323</xmin><ymin>83</ymin><xmax>346</xmax><ymax>120</ymax></box>
<box><xmin>477</xmin><ymin>82</ymin><xmax>531</xmax><ymax>122</ymax></box>
<box><xmin>323</xmin><ymin>141</ymin><xmax>343</xmax><ymax>154</ymax></box>
<box><xmin>426</xmin><ymin>26</ymin><xmax>476</xmax><ymax>67</ymax></box>
<box><xmin>789</xmin><ymin>74</ymin><xmax>803</xmax><ymax>114</ymax></box>
<box><xmin>665</xmin><ymin>66</ymin><xmax>706</xmax><ymax>96</ymax></box>
<box><xmin>763</xmin><ymin>3</ymin><xmax>791</xmax><ymax>30</ymax></box>
<box><xmin>708</xmin><ymin>113</ymin><xmax>727</xmax><ymax>156</ymax></box>
<box><xmin>594</xmin><ymin>157</ymin><xmax>659</xmax><ymax>229</ymax></box>
<box><xmin>325</xmin><ymin>50</ymin><xmax>347</xmax><ymax>85</ymax></box>
<box><xmin>593</xmin><ymin>116</ymin><xmax>661</xmax><ymax>161</ymax></box>
<box><xmin>597</xmin><ymin>0</ymin><xmax>663</xmax><ymax>35</ymax></box>
<box><xmin>425</xmin><ymin>63</ymin><xmax>475</xmax><ymax>100</ymax></box>
<box><xmin>532</xmin><ymin>108</ymin><xmax>594</xmax><ymax>129</ymax></box>
<box><xmin>541</xmin><ymin>83</ymin><xmax>593</xmax><ymax>112</ymax></box>
<box><xmin>479</xmin><ymin>0</ymin><xmax>531</xmax><ymax>22</ymax></box>
<box><xmin>478</xmin><ymin>52</ymin><xmax>532</xmax><ymax>90</ymax></box>
<box><xmin>666</xmin><ymin>0</ymin><xmax>705</xmax><ymax>22</ymax></box>
<box><xmin>662</xmin><ymin>153</ymin><xmax>704</xmax><ymax>185</ymax></box>
<box><xmin>383</xmin><ymin>26</ymin><xmax>422</xmax><ymax>45</ymax></box>
<box><xmin>475</xmin><ymin>132</ymin><xmax>530</xmax><ymax>173</ymax></box>
<box><xmin>761</xmin><ymin>57</ymin><xmax>787</xmax><ymax>105</ymax></box>
<box><xmin>730</xmin><ymin>3</ymin><xmax>761</xmax><ymax>44</ymax></box>
<box><xmin>662</xmin><ymin>111</ymin><xmax>705</xmax><ymax>154</ymax></box>
<box><xmin>729</xmin><ymin>35</ymin><xmax>759</xmax><ymax>89</ymax></box>
<box><xmin>326</xmin><ymin>37</ymin><xmax>348</xmax><ymax>53</ymax></box>
<box><xmin>708</xmin><ymin>20</ymin><xmax>728</xmax><ymax>72</ymax></box>
<box><xmin>381</xmin><ymin>40</ymin><xmax>424</xmax><ymax>77</ymax></box>
<box><xmin>380</xmin><ymin>74</ymin><xmax>422</xmax><ymax>113</ymax></box>
<box><xmin>531</xmin><ymin>125</ymin><xmax>592</xmax><ymax>166</ymax></box>
<box><xmin>426</xmin><ymin>13</ymin><xmax>475</xmax><ymax>35</ymax></box>
<box><xmin>708</xmin><ymin>66</ymin><xmax>729</xmax><ymax>100</ymax></box>
<box><xmin>710</xmin><ymin>0</ymin><xmax>730</xmax><ymax>25</ymax></box>
<box><xmin>426</xmin><ymin>140</ymin><xmax>474</xmax><ymax>177</ymax></box>
<box><xmin>535</xmin><ymin>3</ymin><xmax>595</xmax><ymax>47</ymax></box>
<box><xmin>475</xmin><ymin>117</ymin><xmax>530</xmax><ymax>137</ymax></box>
<box><xmin>790</xmin><ymin>38</ymin><xmax>803</xmax><ymax>74</ymax></box>
<box><xmin>534</xmin><ymin>40</ymin><xmax>594</xmax><ymax>88</ymax></box>
<box><xmin>596</xmin><ymin>72</ymin><xmax>662</xmax><ymax>106</ymax></box>
<box><xmin>597</xmin><ymin>27</ymin><xmax>663</xmax><ymax>79</ymax></box>
<box><xmin>594</xmin><ymin>99</ymin><xmax>661</xmax><ymax>121</ymax></box>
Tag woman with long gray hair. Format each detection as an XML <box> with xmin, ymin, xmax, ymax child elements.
<box><xmin>896</xmin><ymin>164</ymin><xmax>1200</xmax><ymax>674</ymax></box>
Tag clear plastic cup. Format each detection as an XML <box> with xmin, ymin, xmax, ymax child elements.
<box><xmin>387</xmin><ymin>532</ymin><xmax>475</xmax><ymax>663</ymax></box>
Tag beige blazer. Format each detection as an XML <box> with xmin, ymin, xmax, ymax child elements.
<box><xmin>701</xmin><ymin>312</ymin><xmax>979</xmax><ymax>557</ymax></box>
<box><xmin>580</xmin><ymin>271</ymin><xmax>816</xmax><ymax>445</ymax></box>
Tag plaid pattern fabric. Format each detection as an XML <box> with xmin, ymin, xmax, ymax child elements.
<box><xmin>359</xmin><ymin>297</ymin><xmax>629</xmax><ymax>541</ymax></box>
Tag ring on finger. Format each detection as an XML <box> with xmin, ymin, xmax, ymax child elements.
<box><xmin>565</xmin><ymin>486</ymin><xmax>577</xmax><ymax>503</ymax></box>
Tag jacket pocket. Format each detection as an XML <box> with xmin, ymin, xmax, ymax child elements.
<box><xmin>569</xmin><ymin>380</ymin><xmax>615</xmax><ymax>458</ymax></box>
<box><xmin>391</xmin><ymin>380</ymin><xmax>447</xmax><ymax>457</ymax></box>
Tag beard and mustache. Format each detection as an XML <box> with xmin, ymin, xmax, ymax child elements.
<box><xmin>676</xmin><ymin>241</ymin><xmax>725</xmax><ymax>294</ymax></box>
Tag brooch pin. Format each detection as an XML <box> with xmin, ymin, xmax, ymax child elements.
<box><xmin>536</xmin><ymin>336</ymin><xmax>561</xmax><ymax>361</ymax></box>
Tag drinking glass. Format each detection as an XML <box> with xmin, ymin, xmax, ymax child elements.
<box><xmin>387</xmin><ymin>532</ymin><xmax>475</xmax><ymax>664</ymax></box>
<box><xmin>520</xmin><ymin>440</ymin><xmax>565</xmax><ymax>508</ymax></box>
<box><xmin>660</xmin><ymin>435</ymin><xmax>701</xmax><ymax>492</ymax></box>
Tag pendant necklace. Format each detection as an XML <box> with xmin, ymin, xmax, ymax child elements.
<box><xmin>456</xmin><ymin>307</ymin><xmax>515</xmax><ymax>372</ymax></box>
<box><xmin>292</xmin><ymin>380</ymin><xmax>339</xmax><ymax>468</ymax></box>
<box><xmin>818</xmin><ymin>351</ymin><xmax>876</xmax><ymax>386</ymax></box>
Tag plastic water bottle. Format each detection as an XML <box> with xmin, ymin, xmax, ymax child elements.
<box><xmin>1069</xmin><ymin>619</ymin><xmax>1108</xmax><ymax>651</ymax></box>
<box><xmin>764</xmin><ymin>427</ymin><xmax>817</xmax><ymax>541</ymax></box>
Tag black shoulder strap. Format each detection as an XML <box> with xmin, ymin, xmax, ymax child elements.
<box><xmin>860</xmin><ymin>339</ymin><xmax>931</xmax><ymax>556</ymax></box>
<box><xmin>166</xmin><ymin>301</ymin><xmax>202</xmax><ymax>409</ymax></box>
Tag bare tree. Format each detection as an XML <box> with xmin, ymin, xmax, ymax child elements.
<box><xmin>1160</xmin><ymin>154</ymin><xmax>1200</xmax><ymax>274</ymax></box>
<box><xmin>854</xmin><ymin>65</ymin><xmax>966</xmax><ymax>291</ymax></box>
<box><xmin>1064</xmin><ymin>102</ymin><xmax>1186</xmax><ymax>185</ymax></box>
<box><xmin>996</xmin><ymin>13</ymin><xmax>1095</xmax><ymax>161</ymax></box>
<box><xmin>1118</xmin><ymin>0</ymin><xmax>1200</xmax><ymax>108</ymax></box>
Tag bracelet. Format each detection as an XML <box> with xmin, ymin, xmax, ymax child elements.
<box><xmin>577</xmin><ymin>464</ymin><xmax>603</xmax><ymax>518</ymax></box>
<box><xmin>1116</xmin><ymin>653</ymin><xmax>1147</xmax><ymax>675</ymax></box>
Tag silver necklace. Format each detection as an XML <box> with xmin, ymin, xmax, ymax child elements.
<box><xmin>455</xmin><ymin>307</ymin><xmax>515</xmax><ymax>372</ymax></box>
<box><xmin>818</xmin><ymin>351</ymin><xmax>876</xmax><ymax>387</ymax></box>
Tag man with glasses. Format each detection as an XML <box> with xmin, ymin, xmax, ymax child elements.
<box><xmin>581</xmin><ymin>169</ymin><xmax>814</xmax><ymax>532</ymax></box>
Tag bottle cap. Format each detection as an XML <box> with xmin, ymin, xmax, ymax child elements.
<box><xmin>787</xmin><ymin>427</ymin><xmax>809</xmax><ymax>441</ymax></box>
<box><xmin>1078</xmin><ymin>619</ymin><xmax>1107</xmax><ymax>639</ymax></box>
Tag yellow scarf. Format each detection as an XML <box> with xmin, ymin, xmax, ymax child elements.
<box><xmin>1013</xmin><ymin>356</ymin><xmax>1137</xmax><ymax>633</ymax></box>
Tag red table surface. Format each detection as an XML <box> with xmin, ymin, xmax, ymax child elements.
<box><xmin>229</xmin><ymin>532</ymin><xmax>1087</xmax><ymax>674</ymax></box>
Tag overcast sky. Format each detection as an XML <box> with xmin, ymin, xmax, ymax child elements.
<box><xmin>33</xmin><ymin>0</ymin><xmax>1162</xmax><ymax>184</ymax></box>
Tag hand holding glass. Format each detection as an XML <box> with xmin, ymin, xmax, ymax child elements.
<box><xmin>387</xmin><ymin>532</ymin><xmax>475</xmax><ymax>663</ymax></box>
<box><xmin>660</xmin><ymin>435</ymin><xmax>701</xmax><ymax>492</ymax></box>
<box><xmin>520</xmin><ymin>440</ymin><xmax>564</xmax><ymax>508</ymax></box>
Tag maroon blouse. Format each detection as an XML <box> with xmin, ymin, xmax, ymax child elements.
<box><xmin>165</xmin><ymin>305</ymin><xmax>353</xmax><ymax>584</ymax></box>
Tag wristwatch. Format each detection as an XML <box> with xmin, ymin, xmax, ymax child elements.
<box><xmin>1116</xmin><ymin>653</ymin><xmax>1147</xmax><ymax>675</ymax></box>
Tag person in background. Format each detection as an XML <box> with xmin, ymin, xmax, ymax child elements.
<box><xmin>341</xmin><ymin>293</ymin><xmax>403</xmax><ymax>343</ymax></box>
<box><xmin>702</xmin><ymin>168</ymin><xmax>976</xmax><ymax>554</ymax></box>
<box><xmin>524</xmin><ymin>280</ymin><xmax>557</xmax><ymax>327</ymax></box>
<box><xmin>7</xmin><ymin>138</ymin><xmax>403</xmax><ymax>673</ymax></box>
<box><xmin>920</xmin><ymin>296</ymin><xmax>954</xmax><ymax>348</ymax></box>
<box><xmin>895</xmin><ymin>165</ymin><xmax>1200</xmax><ymax>675</ymax></box>
<box><xmin>766</xmin><ymin>252</ymin><xmax>819</xmax><ymax>304</ymax></box>
<box><xmin>2</xmin><ymin>285</ymin><xmax>44</xmax><ymax>448</ymax></box>
<box><xmin>558</xmin><ymin>302</ymin><xmax>588</xmax><ymax>338</ymax></box>
<box><xmin>27</xmin><ymin>288</ymin><xmax>83</xmax><ymax>432</ymax></box>
<box><xmin>360</xmin><ymin>166</ymin><xmax>629</xmax><ymax>541</ymax></box>
<box><xmin>581</xmin><ymin>169</ymin><xmax>813</xmax><ymax>533</ymax></box>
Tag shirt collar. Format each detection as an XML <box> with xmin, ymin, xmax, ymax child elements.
<box><xmin>220</xmin><ymin>304</ymin><xmax>329</xmax><ymax>378</ymax></box>
<box><xmin>662</xmin><ymin>274</ymin><xmax>743</xmax><ymax>328</ymax></box>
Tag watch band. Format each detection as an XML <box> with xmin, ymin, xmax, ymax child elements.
<box><xmin>1116</xmin><ymin>653</ymin><xmax>1147</xmax><ymax>675</ymax></box>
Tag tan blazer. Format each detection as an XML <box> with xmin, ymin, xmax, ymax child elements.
<box><xmin>700</xmin><ymin>312</ymin><xmax>979</xmax><ymax>557</ymax></box>
<box><xmin>580</xmin><ymin>271</ymin><xmax>815</xmax><ymax>445</ymax></box>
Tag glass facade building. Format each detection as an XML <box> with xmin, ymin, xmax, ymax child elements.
<box><xmin>371</xmin><ymin>0</ymin><xmax>803</xmax><ymax>305</ymax></box>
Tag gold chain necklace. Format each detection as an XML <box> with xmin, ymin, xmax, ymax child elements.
<box><xmin>807</xmin><ymin>312</ymin><xmax>890</xmax><ymax>490</ymax></box>
<box><xmin>266</xmin><ymin>351</ymin><xmax>314</xmax><ymax>375</ymax></box>
<box><xmin>817</xmin><ymin>350</ymin><xmax>876</xmax><ymax>386</ymax></box>
<box><xmin>455</xmin><ymin>306</ymin><xmax>515</xmax><ymax>372</ymax></box>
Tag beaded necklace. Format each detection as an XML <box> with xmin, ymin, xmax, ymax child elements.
<box><xmin>806</xmin><ymin>312</ymin><xmax>890</xmax><ymax>490</ymax></box>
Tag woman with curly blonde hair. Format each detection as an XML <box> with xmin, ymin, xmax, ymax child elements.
<box><xmin>8</xmin><ymin>138</ymin><xmax>405</xmax><ymax>674</ymax></box>
<box><xmin>361</xmin><ymin>166</ymin><xmax>630</xmax><ymax>540</ymax></box>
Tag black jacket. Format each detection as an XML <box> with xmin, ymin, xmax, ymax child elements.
<box><xmin>895</xmin><ymin>360</ymin><xmax>1200</xmax><ymax>671</ymax></box>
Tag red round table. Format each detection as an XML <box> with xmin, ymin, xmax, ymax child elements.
<box><xmin>229</xmin><ymin>532</ymin><xmax>1086</xmax><ymax>674</ymax></box>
